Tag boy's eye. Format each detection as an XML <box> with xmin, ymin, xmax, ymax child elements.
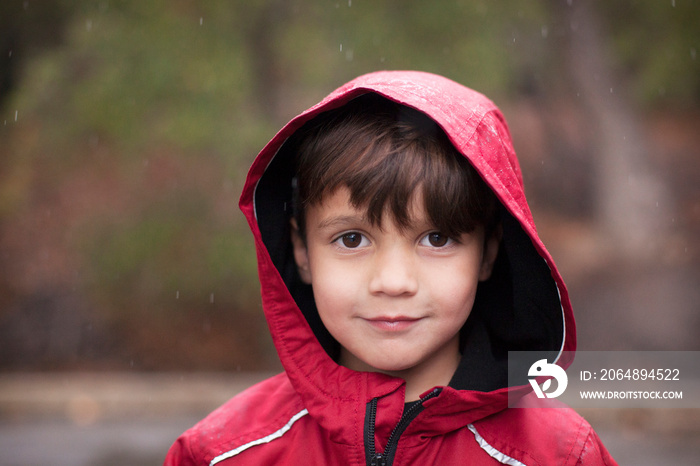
<box><xmin>336</xmin><ymin>232</ymin><xmax>368</xmax><ymax>248</ymax></box>
<box><xmin>421</xmin><ymin>232</ymin><xmax>452</xmax><ymax>248</ymax></box>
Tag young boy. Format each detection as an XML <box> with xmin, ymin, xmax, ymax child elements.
<box><xmin>165</xmin><ymin>71</ymin><xmax>617</xmax><ymax>465</ymax></box>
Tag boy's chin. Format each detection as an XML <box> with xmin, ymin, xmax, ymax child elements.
<box><xmin>341</xmin><ymin>351</ymin><xmax>416</xmax><ymax>374</ymax></box>
<box><xmin>373</xmin><ymin>364</ymin><xmax>415</xmax><ymax>375</ymax></box>
<box><xmin>356</xmin><ymin>358</ymin><xmax>418</xmax><ymax>375</ymax></box>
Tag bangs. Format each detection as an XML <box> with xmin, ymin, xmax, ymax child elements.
<box><xmin>293</xmin><ymin>94</ymin><xmax>497</xmax><ymax>238</ymax></box>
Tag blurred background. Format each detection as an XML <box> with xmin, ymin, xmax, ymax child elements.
<box><xmin>0</xmin><ymin>1</ymin><xmax>698</xmax><ymax>464</ymax></box>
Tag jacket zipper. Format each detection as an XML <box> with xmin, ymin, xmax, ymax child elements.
<box><xmin>364</xmin><ymin>388</ymin><xmax>441</xmax><ymax>466</ymax></box>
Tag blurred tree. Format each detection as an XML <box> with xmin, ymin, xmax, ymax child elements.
<box><xmin>570</xmin><ymin>1</ymin><xmax>671</xmax><ymax>259</ymax></box>
<box><xmin>0</xmin><ymin>0</ymin><xmax>69</xmax><ymax>107</ymax></box>
<box><xmin>545</xmin><ymin>0</ymin><xmax>698</xmax><ymax>259</ymax></box>
<box><xmin>600</xmin><ymin>0</ymin><xmax>700</xmax><ymax>108</ymax></box>
<box><xmin>1</xmin><ymin>0</ymin><xmax>274</xmax><ymax>370</ymax></box>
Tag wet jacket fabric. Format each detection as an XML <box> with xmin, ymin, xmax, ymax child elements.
<box><xmin>165</xmin><ymin>71</ymin><xmax>617</xmax><ymax>465</ymax></box>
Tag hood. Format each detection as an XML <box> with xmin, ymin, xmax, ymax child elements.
<box><xmin>239</xmin><ymin>70</ymin><xmax>575</xmax><ymax>432</ymax></box>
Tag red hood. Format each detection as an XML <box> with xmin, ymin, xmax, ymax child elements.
<box><xmin>239</xmin><ymin>71</ymin><xmax>575</xmax><ymax>440</ymax></box>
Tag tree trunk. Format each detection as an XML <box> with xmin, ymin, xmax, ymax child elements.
<box><xmin>561</xmin><ymin>2</ymin><xmax>672</xmax><ymax>261</ymax></box>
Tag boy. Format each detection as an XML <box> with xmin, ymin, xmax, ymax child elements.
<box><xmin>165</xmin><ymin>71</ymin><xmax>617</xmax><ymax>465</ymax></box>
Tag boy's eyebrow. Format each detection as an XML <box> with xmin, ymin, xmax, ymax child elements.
<box><xmin>315</xmin><ymin>214</ymin><xmax>368</xmax><ymax>230</ymax></box>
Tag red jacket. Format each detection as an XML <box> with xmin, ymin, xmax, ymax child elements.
<box><xmin>165</xmin><ymin>71</ymin><xmax>617</xmax><ymax>465</ymax></box>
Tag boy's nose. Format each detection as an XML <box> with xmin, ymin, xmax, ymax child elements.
<box><xmin>368</xmin><ymin>247</ymin><xmax>418</xmax><ymax>296</ymax></box>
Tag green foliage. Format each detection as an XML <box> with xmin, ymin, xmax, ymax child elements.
<box><xmin>274</xmin><ymin>0</ymin><xmax>544</xmax><ymax>99</ymax></box>
<box><xmin>13</xmin><ymin>0</ymin><xmax>251</xmax><ymax>155</ymax></box>
<box><xmin>2</xmin><ymin>0</ymin><xmax>267</xmax><ymax>343</ymax></box>
<box><xmin>601</xmin><ymin>0</ymin><xmax>700</xmax><ymax>108</ymax></box>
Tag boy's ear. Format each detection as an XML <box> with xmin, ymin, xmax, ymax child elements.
<box><xmin>290</xmin><ymin>218</ymin><xmax>312</xmax><ymax>284</ymax></box>
<box><xmin>479</xmin><ymin>225</ymin><xmax>502</xmax><ymax>281</ymax></box>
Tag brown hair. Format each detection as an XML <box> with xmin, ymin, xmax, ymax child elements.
<box><xmin>292</xmin><ymin>93</ymin><xmax>498</xmax><ymax>240</ymax></box>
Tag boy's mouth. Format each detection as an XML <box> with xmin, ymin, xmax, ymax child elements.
<box><xmin>365</xmin><ymin>316</ymin><xmax>421</xmax><ymax>332</ymax></box>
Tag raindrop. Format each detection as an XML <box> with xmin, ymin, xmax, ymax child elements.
<box><xmin>210</xmin><ymin>293</ymin><xmax>215</xmax><ymax>303</ymax></box>
<box><xmin>14</xmin><ymin>110</ymin><xmax>18</xmax><ymax>122</ymax></box>
<box><xmin>8</xmin><ymin>50</ymin><xmax>11</xmax><ymax>58</ymax></box>
<box><xmin>86</xmin><ymin>19</ymin><xmax>92</xmax><ymax>32</ymax></box>
<box><xmin>348</xmin><ymin>0</ymin><xmax>352</xmax><ymax>6</ymax></box>
<box><xmin>541</xmin><ymin>26</ymin><xmax>549</xmax><ymax>38</ymax></box>
<box><xmin>610</xmin><ymin>87</ymin><xmax>614</xmax><ymax>94</ymax></box>
<box><xmin>176</xmin><ymin>290</ymin><xmax>180</xmax><ymax>299</ymax></box>
<box><xmin>200</xmin><ymin>17</ymin><xmax>203</xmax><ymax>26</ymax></box>
<box><xmin>340</xmin><ymin>43</ymin><xmax>343</xmax><ymax>52</ymax></box>
<box><xmin>671</xmin><ymin>0</ymin><xmax>676</xmax><ymax>6</ymax></box>
<box><xmin>691</xmin><ymin>48</ymin><xmax>697</xmax><ymax>60</ymax></box>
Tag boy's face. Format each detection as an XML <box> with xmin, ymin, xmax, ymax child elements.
<box><xmin>292</xmin><ymin>186</ymin><xmax>499</xmax><ymax>382</ymax></box>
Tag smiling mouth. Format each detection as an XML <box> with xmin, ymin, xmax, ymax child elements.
<box><xmin>365</xmin><ymin>316</ymin><xmax>421</xmax><ymax>331</ymax></box>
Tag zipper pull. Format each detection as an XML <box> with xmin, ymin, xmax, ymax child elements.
<box><xmin>371</xmin><ymin>454</ymin><xmax>387</xmax><ymax>466</ymax></box>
